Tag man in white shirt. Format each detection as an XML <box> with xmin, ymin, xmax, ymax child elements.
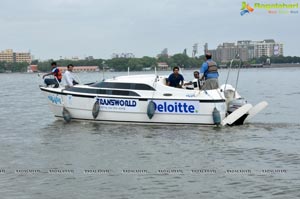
<box><xmin>184</xmin><ymin>71</ymin><xmax>203</xmax><ymax>90</ymax></box>
<box><xmin>63</xmin><ymin>64</ymin><xmax>78</xmax><ymax>88</ymax></box>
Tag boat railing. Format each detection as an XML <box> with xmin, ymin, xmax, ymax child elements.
<box><xmin>224</xmin><ymin>54</ymin><xmax>242</xmax><ymax>97</ymax></box>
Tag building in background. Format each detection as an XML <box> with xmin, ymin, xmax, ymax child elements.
<box><xmin>85</xmin><ymin>56</ymin><xmax>94</xmax><ymax>60</ymax></box>
<box><xmin>157</xmin><ymin>62</ymin><xmax>169</xmax><ymax>70</ymax></box>
<box><xmin>157</xmin><ymin>48</ymin><xmax>169</xmax><ymax>58</ymax></box>
<box><xmin>112</xmin><ymin>53</ymin><xmax>135</xmax><ymax>58</ymax></box>
<box><xmin>192</xmin><ymin>43</ymin><xmax>198</xmax><ymax>58</ymax></box>
<box><xmin>0</xmin><ymin>49</ymin><xmax>14</xmax><ymax>62</ymax></box>
<box><xmin>58</xmin><ymin>66</ymin><xmax>99</xmax><ymax>72</ymax></box>
<box><xmin>237</xmin><ymin>39</ymin><xmax>283</xmax><ymax>58</ymax></box>
<box><xmin>208</xmin><ymin>39</ymin><xmax>283</xmax><ymax>63</ymax></box>
<box><xmin>237</xmin><ymin>40</ymin><xmax>255</xmax><ymax>59</ymax></box>
<box><xmin>209</xmin><ymin>43</ymin><xmax>248</xmax><ymax>62</ymax></box>
<box><xmin>253</xmin><ymin>39</ymin><xmax>283</xmax><ymax>57</ymax></box>
<box><xmin>0</xmin><ymin>49</ymin><xmax>31</xmax><ymax>63</ymax></box>
<box><xmin>27</xmin><ymin>65</ymin><xmax>38</xmax><ymax>73</ymax></box>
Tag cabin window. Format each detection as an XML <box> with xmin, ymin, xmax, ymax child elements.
<box><xmin>91</xmin><ymin>82</ymin><xmax>155</xmax><ymax>91</ymax></box>
<box><xmin>65</xmin><ymin>87</ymin><xmax>140</xmax><ymax>96</ymax></box>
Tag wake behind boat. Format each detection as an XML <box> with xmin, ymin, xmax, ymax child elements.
<box><xmin>40</xmin><ymin>72</ymin><xmax>267</xmax><ymax>126</ymax></box>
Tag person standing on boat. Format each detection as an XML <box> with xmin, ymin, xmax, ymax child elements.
<box><xmin>63</xmin><ymin>64</ymin><xmax>79</xmax><ymax>88</ymax></box>
<box><xmin>167</xmin><ymin>66</ymin><xmax>184</xmax><ymax>88</ymax></box>
<box><xmin>199</xmin><ymin>53</ymin><xmax>219</xmax><ymax>90</ymax></box>
<box><xmin>42</xmin><ymin>62</ymin><xmax>62</xmax><ymax>88</ymax></box>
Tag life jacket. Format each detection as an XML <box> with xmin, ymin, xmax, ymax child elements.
<box><xmin>207</xmin><ymin>61</ymin><xmax>218</xmax><ymax>73</ymax></box>
<box><xmin>54</xmin><ymin>68</ymin><xmax>62</xmax><ymax>81</ymax></box>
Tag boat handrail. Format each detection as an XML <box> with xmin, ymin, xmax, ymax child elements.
<box><xmin>224</xmin><ymin>54</ymin><xmax>242</xmax><ymax>97</ymax></box>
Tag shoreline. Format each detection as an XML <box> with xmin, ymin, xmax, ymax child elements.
<box><xmin>1</xmin><ymin>64</ymin><xmax>300</xmax><ymax>74</ymax></box>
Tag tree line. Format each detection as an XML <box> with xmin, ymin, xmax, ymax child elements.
<box><xmin>0</xmin><ymin>62</ymin><xmax>28</xmax><ymax>73</ymax></box>
<box><xmin>1</xmin><ymin>54</ymin><xmax>300</xmax><ymax>73</ymax></box>
<box><xmin>35</xmin><ymin>54</ymin><xmax>206</xmax><ymax>72</ymax></box>
<box><xmin>250</xmin><ymin>55</ymin><xmax>300</xmax><ymax>64</ymax></box>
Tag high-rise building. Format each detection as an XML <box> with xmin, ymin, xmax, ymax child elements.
<box><xmin>209</xmin><ymin>39</ymin><xmax>283</xmax><ymax>62</ymax></box>
<box><xmin>254</xmin><ymin>39</ymin><xmax>283</xmax><ymax>57</ymax></box>
<box><xmin>204</xmin><ymin>43</ymin><xmax>208</xmax><ymax>54</ymax></box>
<box><xmin>0</xmin><ymin>49</ymin><xmax>14</xmax><ymax>62</ymax></box>
<box><xmin>208</xmin><ymin>43</ymin><xmax>248</xmax><ymax>62</ymax></box>
<box><xmin>238</xmin><ymin>39</ymin><xmax>283</xmax><ymax>58</ymax></box>
<box><xmin>237</xmin><ymin>40</ymin><xmax>255</xmax><ymax>59</ymax></box>
<box><xmin>0</xmin><ymin>49</ymin><xmax>31</xmax><ymax>63</ymax></box>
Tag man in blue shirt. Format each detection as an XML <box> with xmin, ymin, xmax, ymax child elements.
<box><xmin>167</xmin><ymin>66</ymin><xmax>184</xmax><ymax>88</ymax></box>
<box><xmin>200</xmin><ymin>53</ymin><xmax>219</xmax><ymax>90</ymax></box>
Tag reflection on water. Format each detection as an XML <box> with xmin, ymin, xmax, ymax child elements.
<box><xmin>0</xmin><ymin>68</ymin><xmax>300</xmax><ymax>198</ymax></box>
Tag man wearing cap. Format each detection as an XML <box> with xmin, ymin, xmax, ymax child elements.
<box><xmin>199</xmin><ymin>53</ymin><xmax>219</xmax><ymax>90</ymax></box>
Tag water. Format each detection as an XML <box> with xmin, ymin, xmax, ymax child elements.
<box><xmin>0</xmin><ymin>68</ymin><xmax>300</xmax><ymax>199</ymax></box>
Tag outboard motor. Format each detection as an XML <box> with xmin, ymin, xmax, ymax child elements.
<box><xmin>228</xmin><ymin>98</ymin><xmax>247</xmax><ymax>113</ymax></box>
<box><xmin>227</xmin><ymin>98</ymin><xmax>248</xmax><ymax>125</ymax></box>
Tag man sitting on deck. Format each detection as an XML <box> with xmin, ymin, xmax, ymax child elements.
<box><xmin>167</xmin><ymin>66</ymin><xmax>184</xmax><ymax>88</ymax></box>
<box><xmin>63</xmin><ymin>64</ymin><xmax>78</xmax><ymax>88</ymax></box>
<box><xmin>42</xmin><ymin>62</ymin><xmax>62</xmax><ymax>88</ymax></box>
<box><xmin>184</xmin><ymin>71</ymin><xmax>203</xmax><ymax>90</ymax></box>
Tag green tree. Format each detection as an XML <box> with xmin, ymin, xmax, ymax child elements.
<box><xmin>172</xmin><ymin>53</ymin><xmax>189</xmax><ymax>68</ymax></box>
<box><xmin>0</xmin><ymin>62</ymin><xmax>5</xmax><ymax>73</ymax></box>
<box><xmin>140</xmin><ymin>56</ymin><xmax>157</xmax><ymax>69</ymax></box>
<box><xmin>106</xmin><ymin>58</ymin><xmax>129</xmax><ymax>71</ymax></box>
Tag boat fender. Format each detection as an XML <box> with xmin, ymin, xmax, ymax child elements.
<box><xmin>92</xmin><ymin>101</ymin><xmax>100</xmax><ymax>119</ymax></box>
<box><xmin>62</xmin><ymin>107</ymin><xmax>71</xmax><ymax>123</ymax></box>
<box><xmin>212</xmin><ymin>107</ymin><xmax>221</xmax><ymax>125</ymax></box>
<box><xmin>147</xmin><ymin>100</ymin><xmax>155</xmax><ymax>119</ymax></box>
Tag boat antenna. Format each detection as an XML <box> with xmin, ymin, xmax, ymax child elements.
<box><xmin>224</xmin><ymin>54</ymin><xmax>240</xmax><ymax>92</ymax></box>
<box><xmin>234</xmin><ymin>55</ymin><xmax>242</xmax><ymax>98</ymax></box>
<box><xmin>224</xmin><ymin>59</ymin><xmax>233</xmax><ymax>92</ymax></box>
<box><xmin>180</xmin><ymin>65</ymin><xmax>184</xmax><ymax>76</ymax></box>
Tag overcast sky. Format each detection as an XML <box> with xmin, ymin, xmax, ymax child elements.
<box><xmin>0</xmin><ymin>0</ymin><xmax>299</xmax><ymax>60</ymax></box>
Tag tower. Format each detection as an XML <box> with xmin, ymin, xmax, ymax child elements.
<box><xmin>204</xmin><ymin>43</ymin><xmax>208</xmax><ymax>54</ymax></box>
<box><xmin>192</xmin><ymin>43</ymin><xmax>198</xmax><ymax>58</ymax></box>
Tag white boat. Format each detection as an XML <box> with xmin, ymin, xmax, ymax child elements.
<box><xmin>40</xmin><ymin>73</ymin><xmax>267</xmax><ymax>126</ymax></box>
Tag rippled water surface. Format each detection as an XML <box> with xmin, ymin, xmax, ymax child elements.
<box><xmin>0</xmin><ymin>68</ymin><xmax>300</xmax><ymax>199</ymax></box>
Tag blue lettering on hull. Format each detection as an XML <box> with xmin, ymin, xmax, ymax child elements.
<box><xmin>153</xmin><ymin>101</ymin><xmax>196</xmax><ymax>113</ymax></box>
<box><xmin>97</xmin><ymin>98</ymin><xmax>137</xmax><ymax>107</ymax></box>
<box><xmin>48</xmin><ymin>95</ymin><xmax>61</xmax><ymax>104</ymax></box>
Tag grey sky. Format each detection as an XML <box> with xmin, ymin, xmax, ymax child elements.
<box><xmin>0</xmin><ymin>0</ymin><xmax>299</xmax><ymax>60</ymax></box>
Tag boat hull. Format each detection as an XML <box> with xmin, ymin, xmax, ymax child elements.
<box><xmin>42</xmin><ymin>88</ymin><xmax>227</xmax><ymax>125</ymax></box>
